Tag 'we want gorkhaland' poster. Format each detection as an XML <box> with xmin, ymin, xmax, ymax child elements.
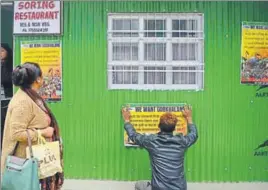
<box><xmin>21</xmin><ymin>40</ymin><xmax>62</xmax><ymax>102</ymax></box>
<box><xmin>123</xmin><ymin>103</ymin><xmax>188</xmax><ymax>147</ymax></box>
<box><xmin>241</xmin><ymin>22</ymin><xmax>268</xmax><ymax>84</ymax></box>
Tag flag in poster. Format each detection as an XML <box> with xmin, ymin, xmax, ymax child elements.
<box><xmin>241</xmin><ymin>22</ymin><xmax>268</xmax><ymax>84</ymax></box>
<box><xmin>123</xmin><ymin>103</ymin><xmax>188</xmax><ymax>147</ymax></box>
<box><xmin>21</xmin><ymin>40</ymin><xmax>62</xmax><ymax>102</ymax></box>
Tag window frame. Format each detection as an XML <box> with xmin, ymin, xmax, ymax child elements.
<box><xmin>107</xmin><ymin>13</ymin><xmax>205</xmax><ymax>90</ymax></box>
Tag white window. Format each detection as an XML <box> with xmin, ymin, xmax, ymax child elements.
<box><xmin>107</xmin><ymin>13</ymin><xmax>204</xmax><ymax>90</ymax></box>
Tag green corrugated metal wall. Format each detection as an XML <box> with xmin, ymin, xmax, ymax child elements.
<box><xmin>14</xmin><ymin>1</ymin><xmax>268</xmax><ymax>182</ymax></box>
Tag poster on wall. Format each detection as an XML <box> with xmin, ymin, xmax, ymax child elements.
<box><xmin>124</xmin><ymin>103</ymin><xmax>188</xmax><ymax>147</ymax></box>
<box><xmin>21</xmin><ymin>40</ymin><xmax>62</xmax><ymax>102</ymax></box>
<box><xmin>13</xmin><ymin>1</ymin><xmax>61</xmax><ymax>34</ymax></box>
<box><xmin>241</xmin><ymin>22</ymin><xmax>268</xmax><ymax>84</ymax></box>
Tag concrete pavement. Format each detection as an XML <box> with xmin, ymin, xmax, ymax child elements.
<box><xmin>62</xmin><ymin>180</ymin><xmax>268</xmax><ymax>190</ymax></box>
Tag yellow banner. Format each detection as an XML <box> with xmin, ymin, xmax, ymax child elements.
<box><xmin>21</xmin><ymin>40</ymin><xmax>62</xmax><ymax>101</ymax></box>
<box><xmin>241</xmin><ymin>22</ymin><xmax>268</xmax><ymax>84</ymax></box>
<box><xmin>241</xmin><ymin>28</ymin><xmax>268</xmax><ymax>58</ymax></box>
<box><xmin>124</xmin><ymin>104</ymin><xmax>188</xmax><ymax>146</ymax></box>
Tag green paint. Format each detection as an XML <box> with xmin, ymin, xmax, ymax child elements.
<box><xmin>20</xmin><ymin>40</ymin><xmax>61</xmax><ymax>45</ymax></box>
<box><xmin>13</xmin><ymin>1</ymin><xmax>268</xmax><ymax>182</ymax></box>
<box><xmin>242</xmin><ymin>21</ymin><xmax>268</xmax><ymax>26</ymax></box>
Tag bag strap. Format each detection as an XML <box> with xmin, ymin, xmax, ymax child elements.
<box><xmin>11</xmin><ymin>130</ymin><xmax>34</xmax><ymax>158</ymax></box>
<box><xmin>10</xmin><ymin>142</ymin><xmax>19</xmax><ymax>156</ymax></box>
<box><xmin>26</xmin><ymin>130</ymin><xmax>34</xmax><ymax>158</ymax></box>
<box><xmin>37</xmin><ymin>132</ymin><xmax>47</xmax><ymax>145</ymax></box>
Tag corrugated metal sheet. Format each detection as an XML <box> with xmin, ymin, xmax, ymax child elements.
<box><xmin>14</xmin><ymin>1</ymin><xmax>268</xmax><ymax>182</ymax></box>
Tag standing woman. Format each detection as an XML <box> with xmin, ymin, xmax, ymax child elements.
<box><xmin>1</xmin><ymin>62</ymin><xmax>64</xmax><ymax>190</ymax></box>
<box><xmin>1</xmin><ymin>43</ymin><xmax>13</xmax><ymax>148</ymax></box>
<box><xmin>1</xmin><ymin>43</ymin><xmax>13</xmax><ymax>98</ymax></box>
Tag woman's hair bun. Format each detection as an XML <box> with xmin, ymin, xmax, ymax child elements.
<box><xmin>12</xmin><ymin>65</ymin><xmax>29</xmax><ymax>87</ymax></box>
<box><xmin>12</xmin><ymin>62</ymin><xmax>42</xmax><ymax>88</ymax></box>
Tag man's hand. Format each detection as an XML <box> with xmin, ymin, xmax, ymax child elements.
<box><xmin>182</xmin><ymin>105</ymin><xmax>193</xmax><ymax>124</ymax></box>
<box><xmin>122</xmin><ymin>106</ymin><xmax>131</xmax><ymax>123</ymax></box>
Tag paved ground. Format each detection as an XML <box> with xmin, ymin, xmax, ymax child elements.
<box><xmin>62</xmin><ymin>180</ymin><xmax>268</xmax><ymax>190</ymax></box>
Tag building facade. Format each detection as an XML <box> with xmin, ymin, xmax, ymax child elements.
<box><xmin>12</xmin><ymin>1</ymin><xmax>268</xmax><ymax>182</ymax></box>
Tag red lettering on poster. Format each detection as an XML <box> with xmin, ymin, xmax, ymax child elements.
<box><xmin>16</xmin><ymin>1</ymin><xmax>55</xmax><ymax>10</ymax></box>
<box><xmin>14</xmin><ymin>11</ymin><xmax>59</xmax><ymax>20</ymax></box>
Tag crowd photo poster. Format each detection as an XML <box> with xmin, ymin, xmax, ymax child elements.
<box><xmin>241</xmin><ymin>22</ymin><xmax>268</xmax><ymax>84</ymax></box>
<box><xmin>124</xmin><ymin>103</ymin><xmax>188</xmax><ymax>147</ymax></box>
<box><xmin>21</xmin><ymin>40</ymin><xmax>62</xmax><ymax>102</ymax></box>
